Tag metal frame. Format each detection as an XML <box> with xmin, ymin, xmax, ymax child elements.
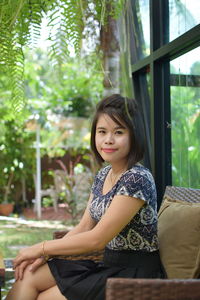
<box><xmin>131</xmin><ymin>0</ymin><xmax>200</xmax><ymax>206</ymax></box>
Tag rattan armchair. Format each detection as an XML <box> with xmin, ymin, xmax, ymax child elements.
<box><xmin>106</xmin><ymin>278</ymin><xmax>200</xmax><ymax>300</ymax></box>
<box><xmin>162</xmin><ymin>185</ymin><xmax>200</xmax><ymax>204</ymax></box>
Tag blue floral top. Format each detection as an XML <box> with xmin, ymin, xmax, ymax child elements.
<box><xmin>90</xmin><ymin>164</ymin><xmax>159</xmax><ymax>252</ymax></box>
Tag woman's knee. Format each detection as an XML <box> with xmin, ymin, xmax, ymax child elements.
<box><xmin>27</xmin><ymin>263</ymin><xmax>56</xmax><ymax>292</ymax></box>
<box><xmin>13</xmin><ymin>264</ymin><xmax>47</xmax><ymax>292</ymax></box>
<box><xmin>37</xmin><ymin>285</ymin><xmax>67</xmax><ymax>300</ymax></box>
<box><xmin>20</xmin><ymin>267</ymin><xmax>38</xmax><ymax>286</ymax></box>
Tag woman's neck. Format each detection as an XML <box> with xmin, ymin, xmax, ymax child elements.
<box><xmin>110</xmin><ymin>162</ymin><xmax>128</xmax><ymax>176</ymax></box>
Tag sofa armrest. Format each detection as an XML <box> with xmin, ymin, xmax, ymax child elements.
<box><xmin>106</xmin><ymin>278</ymin><xmax>200</xmax><ymax>300</ymax></box>
<box><xmin>53</xmin><ymin>230</ymin><xmax>69</xmax><ymax>239</ymax></box>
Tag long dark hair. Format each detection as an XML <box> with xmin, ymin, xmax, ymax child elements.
<box><xmin>90</xmin><ymin>94</ymin><xmax>145</xmax><ymax>169</ymax></box>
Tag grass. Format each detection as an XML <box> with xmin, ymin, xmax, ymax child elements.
<box><xmin>0</xmin><ymin>218</ymin><xmax>68</xmax><ymax>258</ymax></box>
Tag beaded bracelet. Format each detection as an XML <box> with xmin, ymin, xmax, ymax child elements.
<box><xmin>42</xmin><ymin>240</ymin><xmax>50</xmax><ymax>262</ymax></box>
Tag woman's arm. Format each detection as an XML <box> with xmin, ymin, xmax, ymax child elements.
<box><xmin>13</xmin><ymin>194</ymin><xmax>96</xmax><ymax>277</ymax></box>
<box><xmin>13</xmin><ymin>195</ymin><xmax>144</xmax><ymax>267</ymax></box>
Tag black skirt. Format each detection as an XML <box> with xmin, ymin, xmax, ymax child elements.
<box><xmin>47</xmin><ymin>248</ymin><xmax>166</xmax><ymax>300</ymax></box>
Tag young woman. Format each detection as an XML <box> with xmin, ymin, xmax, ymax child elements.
<box><xmin>6</xmin><ymin>94</ymin><xmax>166</xmax><ymax>300</ymax></box>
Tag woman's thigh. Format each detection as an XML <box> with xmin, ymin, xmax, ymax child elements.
<box><xmin>37</xmin><ymin>285</ymin><xmax>67</xmax><ymax>300</ymax></box>
<box><xmin>6</xmin><ymin>264</ymin><xmax>56</xmax><ymax>300</ymax></box>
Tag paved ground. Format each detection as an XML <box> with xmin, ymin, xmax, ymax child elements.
<box><xmin>0</xmin><ymin>204</ymin><xmax>74</xmax><ymax>229</ymax></box>
<box><xmin>23</xmin><ymin>203</ymin><xmax>72</xmax><ymax>221</ymax></box>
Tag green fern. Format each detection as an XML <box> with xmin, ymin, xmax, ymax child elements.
<box><xmin>10</xmin><ymin>46</ymin><xmax>25</xmax><ymax>113</ymax></box>
<box><xmin>0</xmin><ymin>0</ymin><xmax>45</xmax><ymax>115</ymax></box>
<box><xmin>0</xmin><ymin>0</ymin><xmax>125</xmax><ymax>117</ymax></box>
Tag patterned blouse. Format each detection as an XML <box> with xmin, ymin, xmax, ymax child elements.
<box><xmin>90</xmin><ymin>164</ymin><xmax>159</xmax><ymax>252</ymax></box>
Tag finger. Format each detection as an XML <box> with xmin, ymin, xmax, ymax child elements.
<box><xmin>13</xmin><ymin>254</ymin><xmax>28</xmax><ymax>269</ymax></box>
<box><xmin>13</xmin><ymin>256</ymin><xmax>23</xmax><ymax>269</ymax></box>
<box><xmin>15</xmin><ymin>266</ymin><xmax>21</xmax><ymax>281</ymax></box>
<box><xmin>13</xmin><ymin>245</ymin><xmax>41</xmax><ymax>268</ymax></box>
<box><xmin>14</xmin><ymin>260</ymin><xmax>33</xmax><ymax>281</ymax></box>
<box><xmin>14</xmin><ymin>267</ymin><xmax>18</xmax><ymax>281</ymax></box>
<box><xmin>13</xmin><ymin>248</ymin><xmax>29</xmax><ymax>267</ymax></box>
<box><xmin>29</xmin><ymin>257</ymin><xmax>45</xmax><ymax>272</ymax></box>
<box><xmin>18</xmin><ymin>261</ymin><xmax>30</xmax><ymax>280</ymax></box>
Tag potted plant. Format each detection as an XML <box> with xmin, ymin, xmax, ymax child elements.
<box><xmin>0</xmin><ymin>170</ymin><xmax>14</xmax><ymax>216</ymax></box>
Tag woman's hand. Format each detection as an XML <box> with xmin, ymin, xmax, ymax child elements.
<box><xmin>14</xmin><ymin>257</ymin><xmax>45</xmax><ymax>280</ymax></box>
<box><xmin>13</xmin><ymin>242</ymin><xmax>43</xmax><ymax>269</ymax></box>
<box><xmin>14</xmin><ymin>259</ymin><xmax>33</xmax><ymax>281</ymax></box>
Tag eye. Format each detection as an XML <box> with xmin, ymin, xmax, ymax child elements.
<box><xmin>97</xmin><ymin>129</ymin><xmax>106</xmax><ymax>134</ymax></box>
<box><xmin>115</xmin><ymin>130</ymin><xmax>123</xmax><ymax>135</ymax></box>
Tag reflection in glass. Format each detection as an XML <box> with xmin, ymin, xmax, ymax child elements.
<box><xmin>169</xmin><ymin>0</ymin><xmax>200</xmax><ymax>41</ymax></box>
<box><xmin>136</xmin><ymin>69</ymin><xmax>151</xmax><ymax>169</ymax></box>
<box><xmin>138</xmin><ymin>0</ymin><xmax>150</xmax><ymax>57</ymax></box>
<box><xmin>130</xmin><ymin>0</ymin><xmax>150</xmax><ymax>62</ymax></box>
<box><xmin>170</xmin><ymin>47</ymin><xmax>200</xmax><ymax>188</ymax></box>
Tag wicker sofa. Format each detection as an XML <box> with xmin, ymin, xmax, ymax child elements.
<box><xmin>106</xmin><ymin>278</ymin><xmax>200</xmax><ymax>300</ymax></box>
<box><xmin>54</xmin><ymin>185</ymin><xmax>200</xmax><ymax>300</ymax></box>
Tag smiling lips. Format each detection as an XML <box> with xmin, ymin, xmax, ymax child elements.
<box><xmin>102</xmin><ymin>148</ymin><xmax>117</xmax><ymax>153</ymax></box>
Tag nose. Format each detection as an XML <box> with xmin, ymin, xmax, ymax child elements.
<box><xmin>104</xmin><ymin>133</ymin><xmax>114</xmax><ymax>144</ymax></box>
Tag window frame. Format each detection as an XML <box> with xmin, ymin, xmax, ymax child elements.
<box><xmin>131</xmin><ymin>0</ymin><xmax>200</xmax><ymax>206</ymax></box>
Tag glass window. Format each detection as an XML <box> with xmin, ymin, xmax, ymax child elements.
<box><xmin>130</xmin><ymin>0</ymin><xmax>150</xmax><ymax>63</ymax></box>
<box><xmin>170</xmin><ymin>47</ymin><xmax>200</xmax><ymax>188</ymax></box>
<box><xmin>169</xmin><ymin>0</ymin><xmax>200</xmax><ymax>41</ymax></box>
<box><xmin>133</xmin><ymin>69</ymin><xmax>151</xmax><ymax>169</ymax></box>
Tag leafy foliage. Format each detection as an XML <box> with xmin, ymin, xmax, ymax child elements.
<box><xmin>0</xmin><ymin>0</ymin><xmax>46</xmax><ymax>115</ymax></box>
<box><xmin>24</xmin><ymin>48</ymin><xmax>103</xmax><ymax>118</ymax></box>
<box><xmin>47</xmin><ymin>0</ymin><xmax>84</xmax><ymax>64</ymax></box>
<box><xmin>0</xmin><ymin>0</ymin><xmax>125</xmax><ymax>117</ymax></box>
<box><xmin>0</xmin><ymin>120</ymin><xmax>36</xmax><ymax>203</ymax></box>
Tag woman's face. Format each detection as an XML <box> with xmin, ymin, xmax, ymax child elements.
<box><xmin>95</xmin><ymin>113</ymin><xmax>131</xmax><ymax>166</ymax></box>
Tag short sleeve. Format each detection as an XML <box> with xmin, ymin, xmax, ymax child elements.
<box><xmin>91</xmin><ymin>174</ymin><xmax>98</xmax><ymax>194</ymax></box>
<box><xmin>115</xmin><ymin>166</ymin><xmax>156</xmax><ymax>204</ymax></box>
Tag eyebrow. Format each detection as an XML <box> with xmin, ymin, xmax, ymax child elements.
<box><xmin>96</xmin><ymin>125</ymin><xmax>126</xmax><ymax>130</ymax></box>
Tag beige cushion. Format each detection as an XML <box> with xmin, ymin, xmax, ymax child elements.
<box><xmin>158</xmin><ymin>197</ymin><xmax>200</xmax><ymax>279</ymax></box>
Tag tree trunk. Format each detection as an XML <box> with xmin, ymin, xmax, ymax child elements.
<box><xmin>100</xmin><ymin>4</ymin><xmax>120</xmax><ymax>96</ymax></box>
<box><xmin>3</xmin><ymin>171</ymin><xmax>14</xmax><ymax>203</ymax></box>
